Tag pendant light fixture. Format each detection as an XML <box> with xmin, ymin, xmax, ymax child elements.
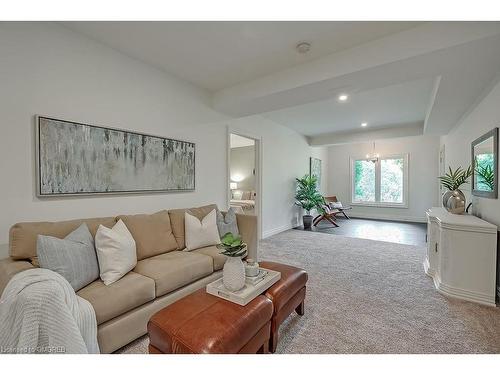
<box><xmin>366</xmin><ymin>142</ymin><xmax>380</xmax><ymax>163</ymax></box>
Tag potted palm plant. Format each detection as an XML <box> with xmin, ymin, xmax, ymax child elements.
<box><xmin>438</xmin><ymin>165</ymin><xmax>472</xmax><ymax>214</ymax></box>
<box><xmin>295</xmin><ymin>174</ymin><xmax>324</xmax><ymax>229</ymax></box>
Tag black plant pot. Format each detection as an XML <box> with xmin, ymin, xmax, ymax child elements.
<box><xmin>303</xmin><ymin>215</ymin><xmax>313</xmax><ymax>230</ymax></box>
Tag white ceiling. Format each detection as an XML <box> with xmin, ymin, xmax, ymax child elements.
<box><xmin>212</xmin><ymin>22</ymin><xmax>500</xmax><ymax>141</ymax></box>
<box><xmin>230</xmin><ymin>134</ymin><xmax>255</xmax><ymax>148</ymax></box>
<box><xmin>62</xmin><ymin>21</ymin><xmax>421</xmax><ymax>91</ymax></box>
<box><xmin>263</xmin><ymin>78</ymin><xmax>435</xmax><ymax>136</ymax></box>
<box><xmin>63</xmin><ymin>21</ymin><xmax>500</xmax><ymax>143</ymax></box>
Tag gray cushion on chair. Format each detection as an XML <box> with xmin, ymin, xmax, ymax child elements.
<box><xmin>37</xmin><ymin>223</ymin><xmax>99</xmax><ymax>291</ymax></box>
<box><xmin>216</xmin><ymin>208</ymin><xmax>239</xmax><ymax>237</ymax></box>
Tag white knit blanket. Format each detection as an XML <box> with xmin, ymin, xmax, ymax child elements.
<box><xmin>0</xmin><ymin>268</ymin><xmax>99</xmax><ymax>354</ymax></box>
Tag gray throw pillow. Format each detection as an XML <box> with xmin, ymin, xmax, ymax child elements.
<box><xmin>37</xmin><ymin>223</ymin><xmax>99</xmax><ymax>291</ymax></box>
<box><xmin>216</xmin><ymin>208</ymin><xmax>239</xmax><ymax>237</ymax></box>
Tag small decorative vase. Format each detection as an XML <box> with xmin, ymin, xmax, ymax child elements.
<box><xmin>445</xmin><ymin>189</ymin><xmax>466</xmax><ymax>214</ymax></box>
<box><xmin>245</xmin><ymin>259</ymin><xmax>260</xmax><ymax>277</ymax></box>
<box><xmin>223</xmin><ymin>256</ymin><xmax>246</xmax><ymax>291</ymax></box>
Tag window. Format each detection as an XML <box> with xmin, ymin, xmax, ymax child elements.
<box><xmin>351</xmin><ymin>154</ymin><xmax>408</xmax><ymax>207</ymax></box>
<box><xmin>353</xmin><ymin>160</ymin><xmax>375</xmax><ymax>202</ymax></box>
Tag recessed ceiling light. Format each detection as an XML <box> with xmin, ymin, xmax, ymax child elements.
<box><xmin>361</xmin><ymin>122</ymin><xmax>368</xmax><ymax>127</ymax></box>
<box><xmin>337</xmin><ymin>94</ymin><xmax>349</xmax><ymax>102</ymax></box>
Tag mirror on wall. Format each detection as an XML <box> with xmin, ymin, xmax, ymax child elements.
<box><xmin>471</xmin><ymin>127</ymin><xmax>498</xmax><ymax>198</ymax></box>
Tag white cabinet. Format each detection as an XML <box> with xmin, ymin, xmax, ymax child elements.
<box><xmin>424</xmin><ymin>207</ymin><xmax>497</xmax><ymax>306</ymax></box>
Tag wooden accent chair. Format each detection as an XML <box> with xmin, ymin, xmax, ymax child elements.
<box><xmin>312</xmin><ymin>200</ymin><xmax>340</xmax><ymax>228</ymax></box>
<box><xmin>324</xmin><ymin>196</ymin><xmax>352</xmax><ymax>219</ymax></box>
<box><xmin>312</xmin><ymin>196</ymin><xmax>353</xmax><ymax>227</ymax></box>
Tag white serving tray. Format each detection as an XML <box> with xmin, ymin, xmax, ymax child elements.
<box><xmin>206</xmin><ymin>267</ymin><xmax>281</xmax><ymax>306</ymax></box>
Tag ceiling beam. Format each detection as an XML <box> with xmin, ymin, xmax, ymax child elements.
<box><xmin>308</xmin><ymin>122</ymin><xmax>424</xmax><ymax>146</ymax></box>
<box><xmin>213</xmin><ymin>22</ymin><xmax>500</xmax><ymax>116</ymax></box>
<box><xmin>423</xmin><ymin>76</ymin><xmax>441</xmax><ymax>133</ymax></box>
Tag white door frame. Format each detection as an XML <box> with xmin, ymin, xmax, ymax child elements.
<box><xmin>439</xmin><ymin>144</ymin><xmax>446</xmax><ymax>206</ymax></box>
<box><xmin>226</xmin><ymin>126</ymin><xmax>263</xmax><ymax>240</ymax></box>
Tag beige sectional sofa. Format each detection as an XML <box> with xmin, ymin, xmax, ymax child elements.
<box><xmin>0</xmin><ymin>204</ymin><xmax>257</xmax><ymax>353</ymax></box>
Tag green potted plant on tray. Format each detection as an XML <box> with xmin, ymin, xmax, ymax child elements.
<box><xmin>217</xmin><ymin>232</ymin><xmax>247</xmax><ymax>292</ymax></box>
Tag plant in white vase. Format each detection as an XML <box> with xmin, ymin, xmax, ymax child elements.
<box><xmin>217</xmin><ymin>232</ymin><xmax>247</xmax><ymax>292</ymax></box>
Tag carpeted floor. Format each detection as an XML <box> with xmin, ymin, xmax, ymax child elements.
<box><xmin>118</xmin><ymin>230</ymin><xmax>500</xmax><ymax>354</ymax></box>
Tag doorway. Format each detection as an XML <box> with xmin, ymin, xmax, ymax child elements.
<box><xmin>227</xmin><ymin>129</ymin><xmax>262</xmax><ymax>239</ymax></box>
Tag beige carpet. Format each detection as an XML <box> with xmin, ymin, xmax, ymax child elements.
<box><xmin>118</xmin><ymin>230</ymin><xmax>500</xmax><ymax>354</ymax></box>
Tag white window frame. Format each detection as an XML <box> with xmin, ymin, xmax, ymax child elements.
<box><xmin>349</xmin><ymin>153</ymin><xmax>409</xmax><ymax>208</ymax></box>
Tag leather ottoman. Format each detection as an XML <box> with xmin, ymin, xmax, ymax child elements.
<box><xmin>148</xmin><ymin>289</ymin><xmax>273</xmax><ymax>354</ymax></box>
<box><xmin>259</xmin><ymin>261</ymin><xmax>308</xmax><ymax>353</ymax></box>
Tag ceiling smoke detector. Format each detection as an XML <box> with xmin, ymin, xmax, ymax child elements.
<box><xmin>296</xmin><ymin>42</ymin><xmax>311</xmax><ymax>54</ymax></box>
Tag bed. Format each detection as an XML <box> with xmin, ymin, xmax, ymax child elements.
<box><xmin>230</xmin><ymin>190</ymin><xmax>256</xmax><ymax>214</ymax></box>
<box><xmin>230</xmin><ymin>199</ymin><xmax>255</xmax><ymax>210</ymax></box>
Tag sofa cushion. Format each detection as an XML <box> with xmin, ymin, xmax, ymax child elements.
<box><xmin>192</xmin><ymin>245</ymin><xmax>227</xmax><ymax>271</ymax></box>
<box><xmin>95</xmin><ymin>220</ymin><xmax>137</xmax><ymax>285</ymax></box>
<box><xmin>118</xmin><ymin>210</ymin><xmax>178</xmax><ymax>261</ymax></box>
<box><xmin>184</xmin><ymin>209</ymin><xmax>220</xmax><ymax>251</ymax></box>
<box><xmin>216</xmin><ymin>208</ymin><xmax>239</xmax><ymax>237</ymax></box>
<box><xmin>9</xmin><ymin>216</ymin><xmax>116</xmax><ymax>260</ymax></box>
<box><xmin>133</xmin><ymin>251</ymin><xmax>213</xmax><ymax>297</ymax></box>
<box><xmin>77</xmin><ymin>271</ymin><xmax>155</xmax><ymax>325</ymax></box>
<box><xmin>168</xmin><ymin>204</ymin><xmax>218</xmax><ymax>250</ymax></box>
<box><xmin>37</xmin><ymin>223</ymin><xmax>99</xmax><ymax>291</ymax></box>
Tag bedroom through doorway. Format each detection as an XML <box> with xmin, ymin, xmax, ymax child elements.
<box><xmin>227</xmin><ymin>132</ymin><xmax>262</xmax><ymax>238</ymax></box>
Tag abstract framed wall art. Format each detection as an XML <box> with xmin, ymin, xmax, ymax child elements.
<box><xmin>309</xmin><ymin>157</ymin><xmax>322</xmax><ymax>190</ymax></box>
<box><xmin>36</xmin><ymin>116</ymin><xmax>195</xmax><ymax>196</ymax></box>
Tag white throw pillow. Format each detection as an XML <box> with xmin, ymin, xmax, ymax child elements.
<box><xmin>95</xmin><ymin>219</ymin><xmax>137</xmax><ymax>285</ymax></box>
<box><xmin>184</xmin><ymin>209</ymin><xmax>221</xmax><ymax>251</ymax></box>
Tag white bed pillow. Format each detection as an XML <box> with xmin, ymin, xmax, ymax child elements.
<box><xmin>241</xmin><ymin>191</ymin><xmax>251</xmax><ymax>200</ymax></box>
<box><xmin>95</xmin><ymin>219</ymin><xmax>137</xmax><ymax>285</ymax></box>
<box><xmin>232</xmin><ymin>190</ymin><xmax>243</xmax><ymax>200</ymax></box>
<box><xmin>184</xmin><ymin>209</ymin><xmax>221</xmax><ymax>251</ymax></box>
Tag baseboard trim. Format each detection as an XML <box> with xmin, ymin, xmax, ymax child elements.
<box><xmin>349</xmin><ymin>213</ymin><xmax>427</xmax><ymax>223</ymax></box>
<box><xmin>436</xmin><ymin>279</ymin><xmax>496</xmax><ymax>307</ymax></box>
<box><xmin>424</xmin><ymin>259</ymin><xmax>496</xmax><ymax>306</ymax></box>
<box><xmin>262</xmin><ymin>223</ymin><xmax>296</xmax><ymax>239</ymax></box>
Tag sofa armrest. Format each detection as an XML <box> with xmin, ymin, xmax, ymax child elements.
<box><xmin>0</xmin><ymin>258</ymin><xmax>34</xmax><ymax>296</ymax></box>
<box><xmin>236</xmin><ymin>214</ymin><xmax>258</xmax><ymax>262</ymax></box>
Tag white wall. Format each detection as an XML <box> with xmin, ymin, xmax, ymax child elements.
<box><xmin>442</xmin><ymin>78</ymin><xmax>500</xmax><ymax>227</ymax></box>
<box><xmin>230</xmin><ymin>146</ymin><xmax>256</xmax><ymax>191</ymax></box>
<box><xmin>326</xmin><ymin>136</ymin><xmax>440</xmax><ymax>222</ymax></box>
<box><xmin>0</xmin><ymin>22</ymin><xmax>232</xmax><ymax>251</ymax></box>
<box><xmin>0</xmin><ymin>22</ymin><xmax>325</xmax><ymax>258</ymax></box>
